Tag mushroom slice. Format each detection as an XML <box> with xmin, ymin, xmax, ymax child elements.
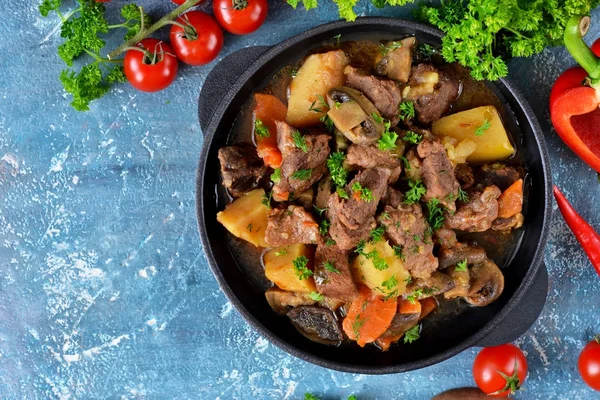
<box><xmin>265</xmin><ymin>288</ymin><xmax>316</xmax><ymax>314</ymax></box>
<box><xmin>327</xmin><ymin>87</ymin><xmax>385</xmax><ymax>145</ymax></box>
<box><xmin>444</xmin><ymin>266</ymin><xmax>470</xmax><ymax>299</ymax></box>
<box><xmin>406</xmin><ymin>271</ymin><xmax>455</xmax><ymax>299</ymax></box>
<box><xmin>287</xmin><ymin>306</ymin><xmax>343</xmax><ymax>345</ymax></box>
<box><xmin>464</xmin><ymin>258</ymin><xmax>505</xmax><ymax>307</ymax></box>
<box><xmin>374</xmin><ymin>37</ymin><xmax>416</xmax><ymax>83</ymax></box>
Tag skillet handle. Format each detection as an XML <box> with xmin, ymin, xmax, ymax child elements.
<box><xmin>198</xmin><ymin>46</ymin><xmax>271</xmax><ymax>134</ymax></box>
<box><xmin>475</xmin><ymin>263</ymin><xmax>548</xmax><ymax>347</ymax></box>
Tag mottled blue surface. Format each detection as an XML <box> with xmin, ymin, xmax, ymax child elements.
<box><xmin>1</xmin><ymin>1</ymin><xmax>599</xmax><ymax>399</ymax></box>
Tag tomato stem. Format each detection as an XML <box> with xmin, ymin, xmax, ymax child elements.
<box><xmin>595</xmin><ymin>334</ymin><xmax>600</xmax><ymax>345</ymax></box>
<box><xmin>83</xmin><ymin>49</ymin><xmax>122</xmax><ymax>64</ymax></box>
<box><xmin>564</xmin><ymin>16</ymin><xmax>600</xmax><ymax>86</ymax></box>
<box><xmin>108</xmin><ymin>0</ymin><xmax>204</xmax><ymax>60</ymax></box>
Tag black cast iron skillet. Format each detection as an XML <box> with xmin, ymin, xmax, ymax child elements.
<box><xmin>196</xmin><ymin>18</ymin><xmax>552</xmax><ymax>374</ymax></box>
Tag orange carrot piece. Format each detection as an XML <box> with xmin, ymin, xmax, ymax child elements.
<box><xmin>418</xmin><ymin>297</ymin><xmax>438</xmax><ymax>321</ymax></box>
<box><xmin>497</xmin><ymin>179</ymin><xmax>523</xmax><ymax>219</ymax></box>
<box><xmin>342</xmin><ymin>285</ymin><xmax>397</xmax><ymax>347</ymax></box>
<box><xmin>375</xmin><ymin>334</ymin><xmax>402</xmax><ymax>352</ymax></box>
<box><xmin>253</xmin><ymin>94</ymin><xmax>287</xmax><ymax>169</ymax></box>
<box><xmin>398</xmin><ymin>298</ymin><xmax>422</xmax><ymax>315</ymax></box>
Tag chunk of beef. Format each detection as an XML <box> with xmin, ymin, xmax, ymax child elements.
<box><xmin>218</xmin><ymin>144</ymin><xmax>269</xmax><ymax>197</ymax></box>
<box><xmin>375</xmin><ymin>37</ymin><xmax>416</xmax><ymax>83</ymax></box>
<box><xmin>314</xmin><ymin>245</ymin><xmax>357</xmax><ymax>302</ymax></box>
<box><xmin>455</xmin><ymin>163</ymin><xmax>475</xmax><ymax>189</ymax></box>
<box><xmin>265</xmin><ymin>205</ymin><xmax>320</xmax><ymax>246</ymax></box>
<box><xmin>417</xmin><ymin>139</ymin><xmax>460</xmax><ymax>211</ymax></box>
<box><xmin>445</xmin><ymin>186</ymin><xmax>501</xmax><ymax>232</ymax></box>
<box><xmin>434</xmin><ymin>227</ymin><xmax>457</xmax><ymax>249</ymax></box>
<box><xmin>438</xmin><ymin>243</ymin><xmax>486</xmax><ymax>269</ymax></box>
<box><xmin>379</xmin><ymin>201</ymin><xmax>439</xmax><ymax>280</ymax></box>
<box><xmin>385</xmin><ymin>187</ymin><xmax>404</xmax><ymax>208</ymax></box>
<box><xmin>328</xmin><ymin>168</ymin><xmax>390</xmax><ymax>250</ymax></box>
<box><xmin>265</xmin><ymin>288</ymin><xmax>316</xmax><ymax>314</ymax></box>
<box><xmin>405</xmin><ymin>64</ymin><xmax>460</xmax><ymax>125</ymax></box>
<box><xmin>287</xmin><ymin>306</ymin><xmax>343</xmax><ymax>344</ymax></box>
<box><xmin>404</xmin><ymin>147</ymin><xmax>423</xmax><ymax>181</ymax></box>
<box><xmin>273</xmin><ymin>121</ymin><xmax>330</xmax><ymax>201</ymax></box>
<box><xmin>406</xmin><ymin>271</ymin><xmax>455</xmax><ymax>298</ymax></box>
<box><xmin>479</xmin><ymin>163</ymin><xmax>522</xmax><ymax>191</ymax></box>
<box><xmin>344</xmin><ymin>66</ymin><xmax>402</xmax><ymax>126</ymax></box>
<box><xmin>346</xmin><ymin>143</ymin><xmax>403</xmax><ymax>183</ymax></box>
<box><xmin>492</xmin><ymin>213</ymin><xmax>524</xmax><ymax>231</ymax></box>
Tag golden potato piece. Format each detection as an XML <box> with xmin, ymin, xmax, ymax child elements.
<box><xmin>352</xmin><ymin>241</ymin><xmax>410</xmax><ymax>298</ymax></box>
<box><xmin>216</xmin><ymin>189</ymin><xmax>269</xmax><ymax>247</ymax></box>
<box><xmin>264</xmin><ymin>244</ymin><xmax>316</xmax><ymax>293</ymax></box>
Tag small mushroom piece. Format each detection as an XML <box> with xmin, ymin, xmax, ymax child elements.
<box><xmin>374</xmin><ymin>37</ymin><xmax>417</xmax><ymax>83</ymax></box>
<box><xmin>464</xmin><ymin>258</ymin><xmax>505</xmax><ymax>307</ymax></box>
<box><xmin>444</xmin><ymin>266</ymin><xmax>470</xmax><ymax>299</ymax></box>
<box><xmin>406</xmin><ymin>271</ymin><xmax>455</xmax><ymax>298</ymax></box>
<box><xmin>379</xmin><ymin>311</ymin><xmax>420</xmax><ymax>338</ymax></box>
<box><xmin>287</xmin><ymin>306</ymin><xmax>343</xmax><ymax>345</ymax></box>
<box><xmin>327</xmin><ymin>87</ymin><xmax>385</xmax><ymax>145</ymax></box>
<box><xmin>438</xmin><ymin>243</ymin><xmax>487</xmax><ymax>270</ymax></box>
<box><xmin>265</xmin><ymin>288</ymin><xmax>316</xmax><ymax>314</ymax></box>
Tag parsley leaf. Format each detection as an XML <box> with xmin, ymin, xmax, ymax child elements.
<box><xmin>426</xmin><ymin>198</ymin><xmax>445</xmax><ymax>231</ymax></box>
<box><xmin>274</xmin><ymin>248</ymin><xmax>287</xmax><ymax>257</ymax></box>
<box><xmin>406</xmin><ymin>288</ymin><xmax>423</xmax><ymax>304</ymax></box>
<box><xmin>474</xmin><ymin>118</ymin><xmax>491</xmax><ymax>136</ymax></box>
<box><xmin>455</xmin><ymin>259</ymin><xmax>468</xmax><ymax>272</ymax></box>
<box><xmin>309</xmin><ymin>291</ymin><xmax>324</xmax><ymax>301</ymax></box>
<box><xmin>254</xmin><ymin>119</ymin><xmax>270</xmax><ymax>138</ymax></box>
<box><xmin>324</xmin><ymin>261</ymin><xmax>340</xmax><ymax>274</ymax></box>
<box><xmin>381</xmin><ymin>274</ymin><xmax>398</xmax><ymax>291</ymax></box>
<box><xmin>457</xmin><ymin>187</ymin><xmax>469</xmax><ymax>202</ymax></box>
<box><xmin>404</xmin><ymin>324</ymin><xmax>421</xmax><ymax>344</ymax></box>
<box><xmin>313</xmin><ymin>205</ymin><xmax>327</xmax><ymax>215</ymax></box>
<box><xmin>393</xmin><ymin>245</ymin><xmax>406</xmax><ymax>261</ymax></box>
<box><xmin>292</xmin><ymin>131</ymin><xmax>309</xmax><ymax>152</ymax></box>
<box><xmin>291</xmin><ymin>169</ymin><xmax>312</xmax><ymax>180</ymax></box>
<box><xmin>399</xmin><ymin>101</ymin><xmax>416</xmax><ymax>121</ymax></box>
<box><xmin>402</xmin><ymin>130</ymin><xmax>423</xmax><ymax>145</ymax></box>
<box><xmin>378</xmin><ymin>127</ymin><xmax>399</xmax><ymax>151</ymax></box>
<box><xmin>337</xmin><ymin>187</ymin><xmax>350</xmax><ymax>200</ymax></box>
<box><xmin>400</xmin><ymin>156</ymin><xmax>411</xmax><ymax>171</ymax></box>
<box><xmin>293</xmin><ymin>256</ymin><xmax>313</xmax><ymax>280</ymax></box>
<box><xmin>369</xmin><ymin>226</ymin><xmax>385</xmax><ymax>243</ymax></box>
<box><xmin>319</xmin><ymin>219</ymin><xmax>330</xmax><ymax>235</ymax></box>
<box><xmin>404</xmin><ymin>180</ymin><xmax>427</xmax><ymax>204</ymax></box>
<box><xmin>351</xmin><ymin>182</ymin><xmax>374</xmax><ymax>202</ymax></box>
<box><xmin>380</xmin><ymin>41</ymin><xmax>402</xmax><ymax>56</ymax></box>
<box><xmin>271</xmin><ymin>168</ymin><xmax>281</xmax><ymax>183</ymax></box>
<box><xmin>261</xmin><ymin>190</ymin><xmax>272</xmax><ymax>209</ymax></box>
<box><xmin>327</xmin><ymin>151</ymin><xmax>348</xmax><ymax>187</ymax></box>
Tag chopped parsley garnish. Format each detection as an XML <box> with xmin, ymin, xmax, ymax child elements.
<box><xmin>292</xmin><ymin>130</ymin><xmax>309</xmax><ymax>152</ymax></box>
<box><xmin>261</xmin><ymin>191</ymin><xmax>273</xmax><ymax>208</ymax></box>
<box><xmin>365</xmin><ymin>249</ymin><xmax>388</xmax><ymax>271</ymax></box>
<box><xmin>320</xmin><ymin>114</ymin><xmax>335</xmax><ymax>132</ymax></box>
<box><xmin>381</xmin><ymin>274</ymin><xmax>398</xmax><ymax>291</ymax></box>
<box><xmin>404</xmin><ymin>180</ymin><xmax>427</xmax><ymax>204</ymax></box>
<box><xmin>402</xmin><ymin>130</ymin><xmax>423</xmax><ymax>145</ymax></box>
<box><xmin>369</xmin><ymin>225</ymin><xmax>385</xmax><ymax>243</ymax></box>
<box><xmin>334</xmin><ymin>101</ymin><xmax>341</xmax><ymax>109</ymax></box>
<box><xmin>333</xmin><ymin>33</ymin><xmax>342</xmax><ymax>46</ymax></box>
<box><xmin>308</xmin><ymin>94</ymin><xmax>328</xmax><ymax>113</ymax></box>
<box><xmin>426</xmin><ymin>198</ymin><xmax>445</xmax><ymax>231</ymax></box>
<box><xmin>380</xmin><ymin>41</ymin><xmax>402</xmax><ymax>56</ymax></box>
<box><xmin>455</xmin><ymin>259</ymin><xmax>468</xmax><ymax>272</ymax></box>
<box><xmin>247</xmin><ymin>223</ymin><xmax>253</xmax><ymax>232</ymax></box>
<box><xmin>351</xmin><ymin>182</ymin><xmax>374</xmax><ymax>202</ymax></box>
<box><xmin>474</xmin><ymin>118</ymin><xmax>491</xmax><ymax>136</ymax></box>
<box><xmin>270</xmin><ymin>168</ymin><xmax>281</xmax><ymax>183</ymax></box>
<box><xmin>399</xmin><ymin>101</ymin><xmax>415</xmax><ymax>121</ymax></box>
<box><xmin>274</xmin><ymin>248</ymin><xmax>287</xmax><ymax>257</ymax></box>
<box><xmin>319</xmin><ymin>219</ymin><xmax>330</xmax><ymax>235</ymax></box>
<box><xmin>325</xmin><ymin>238</ymin><xmax>336</xmax><ymax>246</ymax></box>
<box><xmin>324</xmin><ymin>261</ymin><xmax>340</xmax><ymax>274</ymax></box>
<box><xmin>304</xmin><ymin>394</ymin><xmax>320</xmax><ymax>400</ymax></box>
<box><xmin>254</xmin><ymin>119</ymin><xmax>270</xmax><ymax>138</ymax></box>
<box><xmin>327</xmin><ymin>151</ymin><xmax>348</xmax><ymax>187</ymax></box>
<box><xmin>291</xmin><ymin>169</ymin><xmax>312</xmax><ymax>180</ymax></box>
<box><xmin>404</xmin><ymin>324</ymin><xmax>421</xmax><ymax>344</ymax></box>
<box><xmin>290</xmin><ymin>68</ymin><xmax>298</xmax><ymax>78</ymax></box>
<box><xmin>355</xmin><ymin>240</ymin><xmax>367</xmax><ymax>256</ymax></box>
<box><xmin>393</xmin><ymin>245</ymin><xmax>406</xmax><ymax>261</ymax></box>
<box><xmin>378</xmin><ymin>127</ymin><xmax>398</xmax><ymax>151</ymax></box>
<box><xmin>352</xmin><ymin>315</ymin><xmax>367</xmax><ymax>339</ymax></box>
<box><xmin>404</xmin><ymin>275</ymin><xmax>413</xmax><ymax>285</ymax></box>
<box><xmin>380</xmin><ymin>211</ymin><xmax>391</xmax><ymax>221</ymax></box>
<box><xmin>418</xmin><ymin>43</ymin><xmax>435</xmax><ymax>57</ymax></box>
<box><xmin>313</xmin><ymin>205</ymin><xmax>327</xmax><ymax>215</ymax></box>
<box><xmin>337</xmin><ymin>187</ymin><xmax>350</xmax><ymax>200</ymax></box>
<box><xmin>371</xmin><ymin>112</ymin><xmax>384</xmax><ymax>124</ymax></box>
<box><xmin>292</xmin><ymin>255</ymin><xmax>313</xmax><ymax>280</ymax></box>
<box><xmin>400</xmin><ymin>156</ymin><xmax>411</xmax><ymax>171</ymax></box>
<box><xmin>458</xmin><ymin>187</ymin><xmax>469</xmax><ymax>202</ymax></box>
<box><xmin>309</xmin><ymin>291</ymin><xmax>324</xmax><ymax>301</ymax></box>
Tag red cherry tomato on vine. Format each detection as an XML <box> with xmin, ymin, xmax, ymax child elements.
<box><xmin>171</xmin><ymin>0</ymin><xmax>185</xmax><ymax>4</ymax></box>
<box><xmin>170</xmin><ymin>11</ymin><xmax>223</xmax><ymax>66</ymax></box>
<box><xmin>592</xmin><ymin>38</ymin><xmax>600</xmax><ymax>56</ymax></box>
<box><xmin>213</xmin><ymin>0</ymin><xmax>268</xmax><ymax>35</ymax></box>
<box><xmin>123</xmin><ymin>38</ymin><xmax>179</xmax><ymax>92</ymax></box>
<box><xmin>472</xmin><ymin>344</ymin><xmax>528</xmax><ymax>397</ymax></box>
<box><xmin>579</xmin><ymin>337</ymin><xmax>600</xmax><ymax>391</ymax></box>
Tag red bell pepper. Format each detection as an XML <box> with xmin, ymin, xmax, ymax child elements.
<box><xmin>550</xmin><ymin>16</ymin><xmax>600</xmax><ymax>173</ymax></box>
<box><xmin>553</xmin><ymin>185</ymin><xmax>600</xmax><ymax>277</ymax></box>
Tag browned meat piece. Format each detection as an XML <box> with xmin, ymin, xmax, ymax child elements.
<box><xmin>218</xmin><ymin>144</ymin><xmax>269</xmax><ymax>197</ymax></box>
<box><xmin>434</xmin><ymin>227</ymin><xmax>457</xmax><ymax>249</ymax></box>
<box><xmin>313</xmin><ymin>245</ymin><xmax>357</xmax><ymax>302</ymax></box>
<box><xmin>315</xmin><ymin>176</ymin><xmax>333</xmax><ymax>211</ymax></box>
<box><xmin>404</xmin><ymin>147</ymin><xmax>423</xmax><ymax>181</ymax></box>
<box><xmin>273</xmin><ymin>121</ymin><xmax>330</xmax><ymax>201</ymax></box>
<box><xmin>417</xmin><ymin>139</ymin><xmax>460</xmax><ymax>211</ymax></box>
<box><xmin>379</xmin><ymin>202</ymin><xmax>439</xmax><ymax>280</ymax></box>
<box><xmin>492</xmin><ymin>213</ymin><xmax>524</xmax><ymax>231</ymax></box>
<box><xmin>375</xmin><ymin>37</ymin><xmax>416</xmax><ymax>83</ymax></box>
<box><xmin>438</xmin><ymin>243</ymin><xmax>486</xmax><ymax>269</ymax></box>
<box><xmin>287</xmin><ymin>306</ymin><xmax>343</xmax><ymax>344</ymax></box>
<box><xmin>265</xmin><ymin>205</ymin><xmax>320</xmax><ymax>246</ymax></box>
<box><xmin>479</xmin><ymin>163</ymin><xmax>523</xmax><ymax>191</ymax></box>
<box><xmin>445</xmin><ymin>186</ymin><xmax>502</xmax><ymax>232</ymax></box>
<box><xmin>465</xmin><ymin>258</ymin><xmax>505</xmax><ymax>307</ymax></box>
<box><xmin>405</xmin><ymin>64</ymin><xmax>460</xmax><ymax>125</ymax></box>
<box><xmin>265</xmin><ymin>288</ymin><xmax>316</xmax><ymax>314</ymax></box>
<box><xmin>385</xmin><ymin>187</ymin><xmax>404</xmax><ymax>208</ymax></box>
<box><xmin>346</xmin><ymin>143</ymin><xmax>403</xmax><ymax>183</ymax></box>
<box><xmin>455</xmin><ymin>163</ymin><xmax>475</xmax><ymax>189</ymax></box>
<box><xmin>328</xmin><ymin>168</ymin><xmax>390</xmax><ymax>250</ymax></box>
<box><xmin>344</xmin><ymin>66</ymin><xmax>402</xmax><ymax>125</ymax></box>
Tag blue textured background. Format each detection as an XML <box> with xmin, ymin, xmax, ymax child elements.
<box><xmin>1</xmin><ymin>1</ymin><xmax>599</xmax><ymax>399</ymax></box>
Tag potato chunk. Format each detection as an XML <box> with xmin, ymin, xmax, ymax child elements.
<box><xmin>432</xmin><ymin>106</ymin><xmax>515</xmax><ymax>163</ymax></box>
<box><xmin>351</xmin><ymin>241</ymin><xmax>410</xmax><ymax>298</ymax></box>
<box><xmin>286</xmin><ymin>50</ymin><xmax>349</xmax><ymax>127</ymax></box>
<box><xmin>264</xmin><ymin>244</ymin><xmax>316</xmax><ymax>293</ymax></box>
<box><xmin>216</xmin><ymin>189</ymin><xmax>269</xmax><ymax>247</ymax></box>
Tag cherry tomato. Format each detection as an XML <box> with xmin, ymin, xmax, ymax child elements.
<box><xmin>213</xmin><ymin>0</ymin><xmax>267</xmax><ymax>35</ymax></box>
<box><xmin>171</xmin><ymin>0</ymin><xmax>185</xmax><ymax>4</ymax></box>
<box><xmin>592</xmin><ymin>38</ymin><xmax>600</xmax><ymax>56</ymax></box>
<box><xmin>123</xmin><ymin>38</ymin><xmax>179</xmax><ymax>92</ymax></box>
<box><xmin>170</xmin><ymin>11</ymin><xmax>223</xmax><ymax>66</ymax></box>
<box><xmin>472</xmin><ymin>344</ymin><xmax>528</xmax><ymax>397</ymax></box>
<box><xmin>579</xmin><ymin>337</ymin><xmax>600</xmax><ymax>391</ymax></box>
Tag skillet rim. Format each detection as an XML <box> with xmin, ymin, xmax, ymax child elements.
<box><xmin>196</xmin><ymin>17</ymin><xmax>552</xmax><ymax>374</ymax></box>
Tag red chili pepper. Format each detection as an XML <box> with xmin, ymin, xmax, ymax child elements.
<box><xmin>550</xmin><ymin>16</ymin><xmax>600</xmax><ymax>173</ymax></box>
<box><xmin>553</xmin><ymin>185</ymin><xmax>600</xmax><ymax>277</ymax></box>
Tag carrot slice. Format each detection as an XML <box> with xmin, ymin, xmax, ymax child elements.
<box><xmin>253</xmin><ymin>94</ymin><xmax>287</xmax><ymax>169</ymax></box>
<box><xmin>375</xmin><ymin>334</ymin><xmax>402</xmax><ymax>352</ymax></box>
<box><xmin>342</xmin><ymin>285</ymin><xmax>397</xmax><ymax>347</ymax></box>
<box><xmin>497</xmin><ymin>179</ymin><xmax>524</xmax><ymax>219</ymax></box>
<box><xmin>418</xmin><ymin>297</ymin><xmax>438</xmax><ymax>321</ymax></box>
<box><xmin>398</xmin><ymin>298</ymin><xmax>422</xmax><ymax>315</ymax></box>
